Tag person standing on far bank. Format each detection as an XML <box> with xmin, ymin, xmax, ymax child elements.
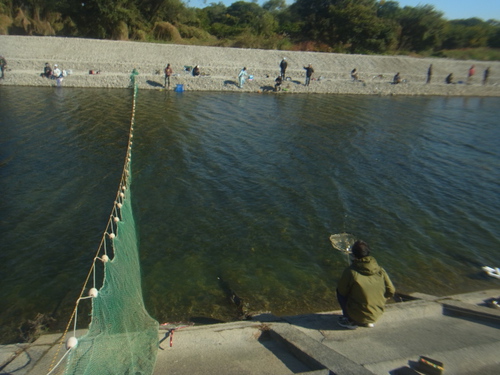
<box><xmin>445</xmin><ymin>73</ymin><xmax>454</xmax><ymax>84</ymax></box>
<box><xmin>280</xmin><ymin>58</ymin><xmax>287</xmax><ymax>80</ymax></box>
<box><xmin>304</xmin><ymin>64</ymin><xmax>314</xmax><ymax>86</ymax></box>
<box><xmin>0</xmin><ymin>56</ymin><xmax>7</xmax><ymax>79</ymax></box>
<box><xmin>164</xmin><ymin>64</ymin><xmax>173</xmax><ymax>88</ymax></box>
<box><xmin>483</xmin><ymin>67</ymin><xmax>490</xmax><ymax>85</ymax></box>
<box><xmin>467</xmin><ymin>65</ymin><xmax>475</xmax><ymax>83</ymax></box>
<box><xmin>238</xmin><ymin>67</ymin><xmax>248</xmax><ymax>88</ymax></box>
<box><xmin>393</xmin><ymin>72</ymin><xmax>402</xmax><ymax>84</ymax></box>
<box><xmin>426</xmin><ymin>64</ymin><xmax>432</xmax><ymax>84</ymax></box>
<box><xmin>337</xmin><ymin>240</ymin><xmax>395</xmax><ymax>330</ymax></box>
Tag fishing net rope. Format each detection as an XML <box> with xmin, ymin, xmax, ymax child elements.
<box><xmin>48</xmin><ymin>81</ymin><xmax>159</xmax><ymax>375</ymax></box>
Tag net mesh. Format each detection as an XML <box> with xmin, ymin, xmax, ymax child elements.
<box><xmin>63</xmin><ymin>83</ymin><xmax>159</xmax><ymax>375</ymax></box>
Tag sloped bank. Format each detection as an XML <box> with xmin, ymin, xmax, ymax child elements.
<box><xmin>1</xmin><ymin>35</ymin><xmax>499</xmax><ymax>96</ymax></box>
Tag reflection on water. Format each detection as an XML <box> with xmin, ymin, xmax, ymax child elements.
<box><xmin>1</xmin><ymin>87</ymin><xmax>499</xmax><ymax>343</ymax></box>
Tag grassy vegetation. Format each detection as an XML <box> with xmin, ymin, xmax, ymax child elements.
<box><xmin>0</xmin><ymin>0</ymin><xmax>499</xmax><ymax>61</ymax></box>
<box><xmin>435</xmin><ymin>48</ymin><xmax>500</xmax><ymax>61</ymax></box>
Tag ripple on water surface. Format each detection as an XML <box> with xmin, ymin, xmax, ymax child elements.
<box><xmin>1</xmin><ymin>88</ymin><xmax>499</xmax><ymax>342</ymax></box>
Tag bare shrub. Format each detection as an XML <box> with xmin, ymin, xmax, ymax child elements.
<box><xmin>292</xmin><ymin>41</ymin><xmax>334</xmax><ymax>53</ymax></box>
<box><xmin>0</xmin><ymin>14</ymin><xmax>13</xmax><ymax>35</ymax></box>
<box><xmin>31</xmin><ymin>19</ymin><xmax>55</xmax><ymax>36</ymax></box>
<box><xmin>12</xmin><ymin>9</ymin><xmax>31</xmax><ymax>34</ymax></box>
<box><xmin>47</xmin><ymin>12</ymin><xmax>77</xmax><ymax>36</ymax></box>
<box><xmin>177</xmin><ymin>24</ymin><xmax>213</xmax><ymax>40</ymax></box>
<box><xmin>153</xmin><ymin>21</ymin><xmax>182</xmax><ymax>42</ymax></box>
<box><xmin>112</xmin><ymin>20</ymin><xmax>129</xmax><ymax>40</ymax></box>
<box><xmin>132</xmin><ymin>29</ymin><xmax>148</xmax><ymax>41</ymax></box>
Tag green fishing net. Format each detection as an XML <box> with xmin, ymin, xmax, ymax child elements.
<box><xmin>65</xmin><ymin>85</ymin><xmax>158</xmax><ymax>375</ymax></box>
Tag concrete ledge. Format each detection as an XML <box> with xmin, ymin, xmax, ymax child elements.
<box><xmin>270</xmin><ymin>323</ymin><xmax>373</xmax><ymax>375</ymax></box>
<box><xmin>379</xmin><ymin>299</ymin><xmax>443</xmax><ymax>325</ymax></box>
<box><xmin>2</xmin><ymin>289</ymin><xmax>500</xmax><ymax>375</ymax></box>
<box><xmin>441</xmin><ymin>299</ymin><xmax>500</xmax><ymax>323</ymax></box>
<box><xmin>408</xmin><ymin>292</ymin><xmax>441</xmax><ymax>301</ymax></box>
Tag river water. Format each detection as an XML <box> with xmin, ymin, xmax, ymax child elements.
<box><xmin>1</xmin><ymin>86</ymin><xmax>499</xmax><ymax>343</ymax></box>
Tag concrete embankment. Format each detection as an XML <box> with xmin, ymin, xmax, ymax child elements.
<box><xmin>2</xmin><ymin>289</ymin><xmax>500</xmax><ymax>375</ymax></box>
<box><xmin>1</xmin><ymin>35</ymin><xmax>500</xmax><ymax>96</ymax></box>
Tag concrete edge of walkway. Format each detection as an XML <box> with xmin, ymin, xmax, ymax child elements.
<box><xmin>269</xmin><ymin>322</ymin><xmax>373</xmax><ymax>375</ymax></box>
<box><xmin>1</xmin><ymin>289</ymin><xmax>499</xmax><ymax>375</ymax></box>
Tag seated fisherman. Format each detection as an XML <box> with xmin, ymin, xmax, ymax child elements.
<box><xmin>42</xmin><ymin>62</ymin><xmax>52</xmax><ymax>78</ymax></box>
<box><xmin>351</xmin><ymin>68</ymin><xmax>359</xmax><ymax>81</ymax></box>
<box><xmin>393</xmin><ymin>72</ymin><xmax>402</xmax><ymax>84</ymax></box>
<box><xmin>274</xmin><ymin>75</ymin><xmax>282</xmax><ymax>91</ymax></box>
<box><xmin>337</xmin><ymin>240</ymin><xmax>395</xmax><ymax>329</ymax></box>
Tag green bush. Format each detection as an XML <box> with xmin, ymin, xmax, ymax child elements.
<box><xmin>177</xmin><ymin>24</ymin><xmax>212</xmax><ymax>40</ymax></box>
<box><xmin>439</xmin><ymin>47</ymin><xmax>500</xmax><ymax>61</ymax></box>
<box><xmin>132</xmin><ymin>29</ymin><xmax>148</xmax><ymax>41</ymax></box>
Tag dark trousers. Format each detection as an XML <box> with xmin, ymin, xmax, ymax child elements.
<box><xmin>336</xmin><ymin>289</ymin><xmax>350</xmax><ymax>319</ymax></box>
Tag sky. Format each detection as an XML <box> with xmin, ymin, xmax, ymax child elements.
<box><xmin>184</xmin><ymin>0</ymin><xmax>500</xmax><ymax>21</ymax></box>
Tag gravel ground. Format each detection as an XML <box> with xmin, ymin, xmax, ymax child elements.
<box><xmin>1</xmin><ymin>35</ymin><xmax>499</xmax><ymax>96</ymax></box>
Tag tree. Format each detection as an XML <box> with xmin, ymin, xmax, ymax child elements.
<box><xmin>488</xmin><ymin>28</ymin><xmax>500</xmax><ymax>48</ymax></box>
<box><xmin>377</xmin><ymin>0</ymin><xmax>401</xmax><ymax>19</ymax></box>
<box><xmin>253</xmin><ymin>10</ymin><xmax>277</xmax><ymax>36</ymax></box>
<box><xmin>5</xmin><ymin>0</ymin><xmax>71</xmax><ymax>19</ymax></box>
<box><xmin>396</xmin><ymin>5</ymin><xmax>446</xmax><ymax>52</ymax></box>
<box><xmin>138</xmin><ymin>0</ymin><xmax>186</xmax><ymax>24</ymax></box>
<box><xmin>331</xmin><ymin>0</ymin><xmax>398</xmax><ymax>53</ymax></box>
<box><xmin>202</xmin><ymin>1</ymin><xmax>277</xmax><ymax>37</ymax></box>
<box><xmin>68</xmin><ymin>0</ymin><xmax>144</xmax><ymax>38</ymax></box>
<box><xmin>226</xmin><ymin>1</ymin><xmax>265</xmax><ymax>28</ymax></box>
<box><xmin>442</xmin><ymin>19</ymin><xmax>492</xmax><ymax>49</ymax></box>
<box><xmin>290</xmin><ymin>0</ymin><xmax>398</xmax><ymax>53</ymax></box>
<box><xmin>263</xmin><ymin>0</ymin><xmax>286</xmax><ymax>13</ymax></box>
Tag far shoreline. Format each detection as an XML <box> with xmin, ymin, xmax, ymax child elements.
<box><xmin>1</xmin><ymin>35</ymin><xmax>500</xmax><ymax>97</ymax></box>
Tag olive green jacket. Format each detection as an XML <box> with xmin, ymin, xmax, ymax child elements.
<box><xmin>337</xmin><ymin>256</ymin><xmax>395</xmax><ymax>324</ymax></box>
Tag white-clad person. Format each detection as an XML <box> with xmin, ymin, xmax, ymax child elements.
<box><xmin>52</xmin><ymin>64</ymin><xmax>63</xmax><ymax>86</ymax></box>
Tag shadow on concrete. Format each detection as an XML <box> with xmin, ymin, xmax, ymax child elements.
<box><xmin>257</xmin><ymin>330</ymin><xmax>318</xmax><ymax>374</ymax></box>
<box><xmin>224</xmin><ymin>80</ymin><xmax>238</xmax><ymax>87</ymax></box>
<box><xmin>283</xmin><ymin>313</ymin><xmax>344</xmax><ymax>331</ymax></box>
<box><xmin>260</xmin><ymin>85</ymin><xmax>275</xmax><ymax>92</ymax></box>
<box><xmin>442</xmin><ymin>309</ymin><xmax>500</xmax><ymax>329</ymax></box>
<box><xmin>146</xmin><ymin>80</ymin><xmax>164</xmax><ymax>88</ymax></box>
